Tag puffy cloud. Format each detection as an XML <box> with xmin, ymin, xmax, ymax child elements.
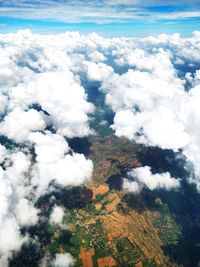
<box><xmin>114</xmin><ymin>48</ymin><xmax>177</xmax><ymax>81</ymax></box>
<box><xmin>112</xmin><ymin>107</ymin><xmax>190</xmax><ymax>150</ymax></box>
<box><xmin>0</xmin><ymin>144</ymin><xmax>6</xmax><ymax>163</ymax></box>
<box><xmin>0</xmin><ymin>107</ymin><xmax>46</xmax><ymax>142</ymax></box>
<box><xmin>1</xmin><ymin>29</ymin><xmax>200</xmax><ymax>264</ymax></box>
<box><xmin>0</xmin><ymin>94</ymin><xmax>8</xmax><ymax>114</ymax></box>
<box><xmin>0</xmin><ymin>163</ymin><xmax>29</xmax><ymax>265</ymax></box>
<box><xmin>141</xmin><ymin>32</ymin><xmax>200</xmax><ymax>65</ymax></box>
<box><xmin>9</xmin><ymin>71</ymin><xmax>94</xmax><ymax>138</ymax></box>
<box><xmin>0</xmin><ymin>218</ymin><xmax>27</xmax><ymax>257</ymax></box>
<box><xmin>0</xmin><ymin>48</ymin><xmax>20</xmax><ymax>88</ymax></box>
<box><xmin>0</xmin><ymin>131</ymin><xmax>93</xmax><ymax>264</ymax></box>
<box><xmin>15</xmin><ymin>198</ymin><xmax>39</xmax><ymax>226</ymax></box>
<box><xmin>100</xmin><ymin>63</ymin><xmax>190</xmax><ymax>151</ymax></box>
<box><xmin>185</xmin><ymin>69</ymin><xmax>200</xmax><ymax>87</ymax></box>
<box><xmin>0</xmin><ymin>133</ymin><xmax>92</xmax><ymax>264</ymax></box>
<box><xmin>49</xmin><ymin>206</ymin><xmax>65</xmax><ymax>225</ymax></box>
<box><xmin>123</xmin><ymin>179</ymin><xmax>141</xmax><ymax>194</ymax></box>
<box><xmin>0</xmin><ymin>167</ymin><xmax>12</xmax><ymax>225</ymax></box>
<box><xmin>0</xmin><ymin>30</ymin><xmax>98</xmax><ymax>264</ymax></box>
<box><xmin>88</xmin><ymin>51</ymin><xmax>106</xmax><ymax>62</ymax></box>
<box><xmin>86</xmin><ymin>62</ymin><xmax>113</xmax><ymax>82</ymax></box>
<box><xmin>29</xmin><ymin>132</ymin><xmax>93</xmax><ymax>196</ymax></box>
<box><xmin>32</xmin><ymin>151</ymin><xmax>93</xmax><ymax>196</ymax></box>
<box><xmin>5</xmin><ymin>151</ymin><xmax>31</xmax><ymax>191</ymax></box>
<box><xmin>106</xmin><ymin>68</ymin><xmax>200</xmax><ymax>190</ymax></box>
<box><xmin>28</xmin><ymin>132</ymin><xmax>70</xmax><ymax>164</ymax></box>
<box><xmin>123</xmin><ymin>166</ymin><xmax>180</xmax><ymax>193</ymax></box>
<box><xmin>96</xmin><ymin>39</ymin><xmax>200</xmax><ymax>191</ymax></box>
<box><xmin>101</xmin><ymin>51</ymin><xmax>184</xmax><ymax>111</ymax></box>
<box><xmin>52</xmin><ymin>253</ymin><xmax>75</xmax><ymax>267</ymax></box>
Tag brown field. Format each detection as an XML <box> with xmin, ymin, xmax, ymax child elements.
<box><xmin>79</xmin><ymin>247</ymin><xmax>94</xmax><ymax>267</ymax></box>
<box><xmin>70</xmin><ymin>135</ymin><xmax>180</xmax><ymax>266</ymax></box>
<box><xmin>101</xmin><ymin>199</ymin><xmax>169</xmax><ymax>266</ymax></box>
<box><xmin>135</xmin><ymin>261</ymin><xmax>143</xmax><ymax>267</ymax></box>
<box><xmin>72</xmin><ymin>184</ymin><xmax>179</xmax><ymax>266</ymax></box>
<box><xmin>89</xmin><ymin>136</ymin><xmax>142</xmax><ymax>183</ymax></box>
<box><xmin>95</xmin><ymin>203</ymin><xmax>102</xmax><ymax>210</ymax></box>
<box><xmin>98</xmin><ymin>190</ymin><xmax>172</xmax><ymax>265</ymax></box>
<box><xmin>105</xmin><ymin>192</ymin><xmax>121</xmax><ymax>212</ymax></box>
<box><xmin>107</xmin><ymin>233</ymin><xmax>113</xmax><ymax>241</ymax></box>
<box><xmin>77</xmin><ymin>187</ymin><xmax>174</xmax><ymax>265</ymax></box>
<box><xmin>88</xmin><ymin>183</ymin><xmax>109</xmax><ymax>200</ymax></box>
<box><xmin>97</xmin><ymin>256</ymin><xmax>117</xmax><ymax>267</ymax></box>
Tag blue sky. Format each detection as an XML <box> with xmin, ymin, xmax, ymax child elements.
<box><xmin>0</xmin><ymin>0</ymin><xmax>200</xmax><ymax>36</ymax></box>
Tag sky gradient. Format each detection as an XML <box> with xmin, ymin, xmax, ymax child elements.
<box><xmin>0</xmin><ymin>0</ymin><xmax>200</xmax><ymax>36</ymax></box>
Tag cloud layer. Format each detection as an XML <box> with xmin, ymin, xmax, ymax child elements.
<box><xmin>0</xmin><ymin>0</ymin><xmax>200</xmax><ymax>25</ymax></box>
<box><xmin>123</xmin><ymin>166</ymin><xmax>180</xmax><ymax>194</ymax></box>
<box><xmin>0</xmin><ymin>30</ymin><xmax>95</xmax><ymax>266</ymax></box>
<box><xmin>0</xmin><ymin>29</ymin><xmax>200</xmax><ymax>265</ymax></box>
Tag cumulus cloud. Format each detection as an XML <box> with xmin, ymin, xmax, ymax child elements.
<box><xmin>0</xmin><ymin>159</ymin><xmax>30</xmax><ymax>266</ymax></box>
<box><xmin>52</xmin><ymin>253</ymin><xmax>75</xmax><ymax>267</ymax></box>
<box><xmin>1</xmin><ymin>29</ymin><xmax>200</xmax><ymax>265</ymax></box>
<box><xmin>0</xmin><ymin>30</ymin><xmax>96</xmax><ymax>265</ymax></box>
<box><xmin>123</xmin><ymin>166</ymin><xmax>180</xmax><ymax>193</ymax></box>
<box><xmin>0</xmin><ymin>94</ymin><xmax>8</xmax><ymax>114</ymax></box>
<box><xmin>15</xmin><ymin>198</ymin><xmax>39</xmax><ymax>226</ymax></box>
<box><xmin>0</xmin><ymin>107</ymin><xmax>46</xmax><ymax>142</ymax></box>
<box><xmin>0</xmin><ymin>218</ymin><xmax>27</xmax><ymax>258</ymax></box>
<box><xmin>0</xmin><ymin>144</ymin><xmax>6</xmax><ymax>163</ymax></box>
<box><xmin>28</xmin><ymin>132</ymin><xmax>70</xmax><ymax>164</ymax></box>
<box><xmin>86</xmin><ymin>62</ymin><xmax>113</xmax><ymax>82</ymax></box>
<box><xmin>29</xmin><ymin>132</ymin><xmax>93</xmax><ymax>196</ymax></box>
<box><xmin>8</xmin><ymin>71</ymin><xmax>94</xmax><ymax>138</ymax></box>
<box><xmin>105</xmin><ymin>66</ymin><xmax>200</xmax><ymax>191</ymax></box>
<box><xmin>94</xmin><ymin>36</ymin><xmax>200</xmax><ymax>191</ymax></box>
<box><xmin>88</xmin><ymin>51</ymin><xmax>106</xmax><ymax>62</ymax></box>
<box><xmin>123</xmin><ymin>179</ymin><xmax>141</xmax><ymax>194</ymax></box>
<box><xmin>49</xmin><ymin>206</ymin><xmax>65</xmax><ymax>225</ymax></box>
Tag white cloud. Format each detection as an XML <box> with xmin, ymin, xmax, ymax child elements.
<box><xmin>0</xmin><ymin>167</ymin><xmax>12</xmax><ymax>224</ymax></box>
<box><xmin>0</xmin><ymin>31</ymin><xmax>97</xmax><ymax>264</ymax></box>
<box><xmin>29</xmin><ymin>132</ymin><xmax>93</xmax><ymax>196</ymax></box>
<box><xmin>32</xmin><ymin>152</ymin><xmax>93</xmax><ymax>196</ymax></box>
<box><xmin>0</xmin><ymin>132</ymin><xmax>93</xmax><ymax>264</ymax></box>
<box><xmin>123</xmin><ymin>178</ymin><xmax>141</xmax><ymax>194</ymax></box>
<box><xmin>0</xmin><ymin>107</ymin><xmax>46</xmax><ymax>142</ymax></box>
<box><xmin>15</xmin><ymin>198</ymin><xmax>39</xmax><ymax>226</ymax></box>
<box><xmin>1</xmin><ymin>29</ymin><xmax>200</xmax><ymax>264</ymax></box>
<box><xmin>9</xmin><ymin>71</ymin><xmax>94</xmax><ymax>138</ymax></box>
<box><xmin>28</xmin><ymin>132</ymin><xmax>69</xmax><ymax>164</ymax></box>
<box><xmin>0</xmin><ymin>144</ymin><xmax>7</xmax><ymax>163</ymax></box>
<box><xmin>0</xmin><ymin>94</ymin><xmax>8</xmax><ymax>114</ymax></box>
<box><xmin>0</xmin><ymin>218</ymin><xmax>27</xmax><ymax>256</ymax></box>
<box><xmin>95</xmin><ymin>38</ymin><xmax>200</xmax><ymax>191</ymax></box>
<box><xmin>49</xmin><ymin>206</ymin><xmax>65</xmax><ymax>225</ymax></box>
<box><xmin>88</xmin><ymin>51</ymin><xmax>106</xmax><ymax>62</ymax></box>
<box><xmin>0</xmin><ymin>0</ymin><xmax>199</xmax><ymax>25</ymax></box>
<box><xmin>0</xmin><ymin>131</ymin><xmax>93</xmax><ymax>264</ymax></box>
<box><xmin>86</xmin><ymin>62</ymin><xmax>113</xmax><ymax>82</ymax></box>
<box><xmin>0</xmin><ymin>165</ymin><xmax>29</xmax><ymax>265</ymax></box>
<box><xmin>123</xmin><ymin>166</ymin><xmax>180</xmax><ymax>193</ymax></box>
<box><xmin>52</xmin><ymin>253</ymin><xmax>75</xmax><ymax>267</ymax></box>
<box><xmin>0</xmin><ymin>48</ymin><xmax>20</xmax><ymax>88</ymax></box>
<box><xmin>108</xmin><ymin>71</ymin><xmax>200</xmax><ymax>189</ymax></box>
